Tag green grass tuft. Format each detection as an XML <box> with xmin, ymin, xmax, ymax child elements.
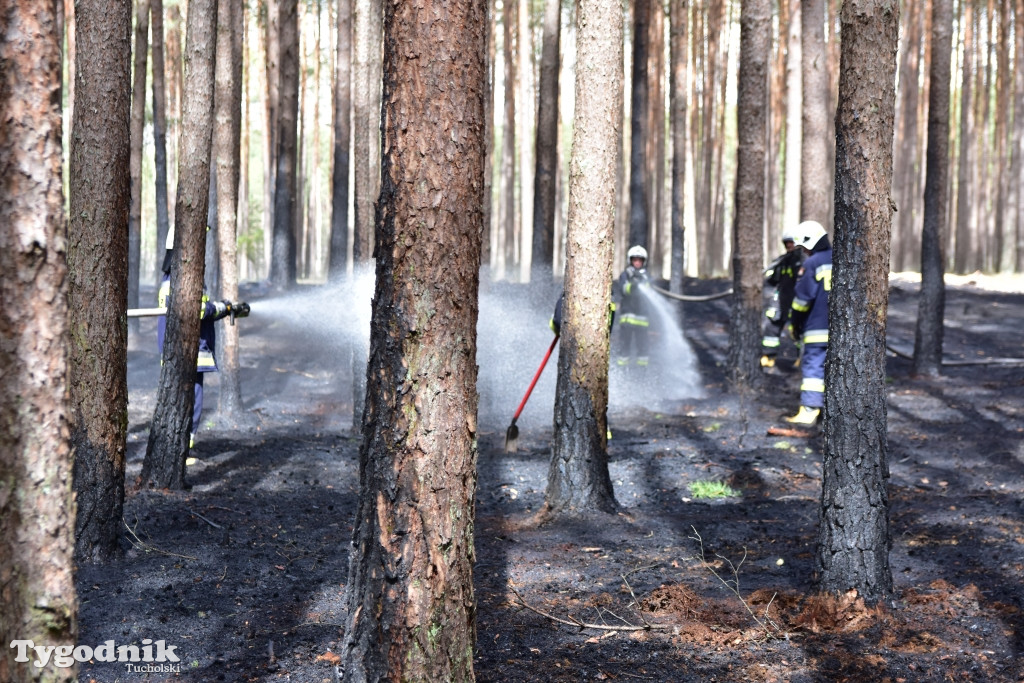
<box><xmin>688</xmin><ymin>480</ymin><xmax>739</xmax><ymax>499</ymax></box>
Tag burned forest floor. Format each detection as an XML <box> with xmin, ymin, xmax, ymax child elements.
<box><xmin>77</xmin><ymin>274</ymin><xmax>1024</xmax><ymax>683</ymax></box>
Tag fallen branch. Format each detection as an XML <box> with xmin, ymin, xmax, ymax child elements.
<box><xmin>509</xmin><ymin>586</ymin><xmax>670</xmax><ymax>632</ymax></box>
<box><xmin>123</xmin><ymin>519</ymin><xmax>197</xmax><ymax>561</ymax></box>
<box><xmin>188</xmin><ymin>508</ymin><xmax>223</xmax><ymax>529</ymax></box>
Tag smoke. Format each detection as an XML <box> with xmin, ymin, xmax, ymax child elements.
<box><xmin>243</xmin><ymin>270</ymin><xmax>703</xmax><ymax>432</ymax></box>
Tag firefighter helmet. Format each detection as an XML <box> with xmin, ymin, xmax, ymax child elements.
<box><xmin>780</xmin><ymin>227</ymin><xmax>798</xmax><ymax>244</ymax></box>
<box><xmin>627</xmin><ymin>245</ymin><xmax>648</xmax><ymax>263</ymax></box>
<box><xmin>794</xmin><ymin>221</ymin><xmax>826</xmax><ymax>251</ymax></box>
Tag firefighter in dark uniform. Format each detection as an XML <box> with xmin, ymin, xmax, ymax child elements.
<box><xmin>785</xmin><ymin>220</ymin><xmax>831</xmax><ymax>425</ymax></box>
<box><xmin>760</xmin><ymin>228</ymin><xmax>805</xmax><ymax>368</ymax></box>
<box><xmin>612</xmin><ymin>245</ymin><xmax>653</xmax><ymax>369</ymax></box>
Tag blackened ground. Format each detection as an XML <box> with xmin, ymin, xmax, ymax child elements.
<box><xmin>77</xmin><ymin>275</ymin><xmax>1024</xmax><ymax>682</ymax></box>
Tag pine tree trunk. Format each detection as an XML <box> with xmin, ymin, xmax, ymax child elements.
<box><xmin>0</xmin><ymin>6</ymin><xmax>78</xmax><ymax>677</ymax></box>
<box><xmin>69</xmin><ymin>0</ymin><xmax>131</xmax><ymax>564</ymax></box>
<box><xmin>141</xmin><ymin>0</ymin><xmax>218</xmax><ymax>489</ymax></box>
<box><xmin>329</xmin><ymin>0</ymin><xmax>352</xmax><ymax>281</ymax></box>
<box><xmin>728</xmin><ymin>0</ymin><xmax>769</xmax><ymax>390</ymax></box>
<box><xmin>271</xmin><ymin>0</ymin><xmax>298</xmax><ymax>289</ymax></box>
<box><xmin>545</xmin><ymin>0</ymin><xmax>622</xmax><ymax>516</ymax></box>
<box><xmin>818</xmin><ymin>0</ymin><xmax>898</xmax><ymax>604</ymax></box>
<box><xmin>264</xmin><ymin>0</ymin><xmax>281</xmax><ymax>273</ymax></box>
<box><xmin>215</xmin><ymin>0</ymin><xmax>245</xmax><ymax>416</ymax></box>
<box><xmin>669</xmin><ymin>0</ymin><xmax>688</xmax><ymax>294</ymax></box>
<box><xmin>629</xmin><ymin>0</ymin><xmax>651</xmax><ymax>249</ymax></box>
<box><xmin>1014</xmin><ymin>0</ymin><xmax>1024</xmax><ymax>271</ymax></box>
<box><xmin>913</xmin><ymin>0</ymin><xmax>952</xmax><ymax>376</ymax></box>
<box><xmin>152</xmin><ymin>0</ymin><xmax>171</xmax><ymax>288</ymax></box>
<box><xmin>341</xmin><ymin>0</ymin><xmax>486</xmax><ymax>676</ymax></box>
<box><xmin>352</xmin><ymin>0</ymin><xmax>381</xmax><ymax>264</ymax></box>
<box><xmin>129</xmin><ymin>0</ymin><xmax>149</xmax><ymax>320</ymax></box>
<box><xmin>953</xmin><ymin>0</ymin><xmax>974</xmax><ymax>274</ymax></box>
<box><xmin>531</xmin><ymin>0</ymin><xmax>561</xmax><ymax>282</ymax></box>
<box><xmin>801</xmin><ymin>0</ymin><xmax>831</xmax><ymax>226</ymax></box>
<box><xmin>892</xmin><ymin>0</ymin><xmax>921</xmax><ymax>272</ymax></box>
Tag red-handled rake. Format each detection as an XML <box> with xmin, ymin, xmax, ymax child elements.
<box><xmin>504</xmin><ymin>335</ymin><xmax>559</xmax><ymax>453</ymax></box>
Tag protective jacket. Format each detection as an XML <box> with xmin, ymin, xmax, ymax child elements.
<box><xmin>764</xmin><ymin>249</ymin><xmax>805</xmax><ymax>324</ymax></box>
<box><xmin>614</xmin><ymin>265</ymin><xmax>651</xmax><ymax>322</ymax></box>
<box><xmin>157</xmin><ymin>276</ymin><xmax>231</xmax><ymax>372</ymax></box>
<box><xmin>789</xmin><ymin>243</ymin><xmax>831</xmax><ymax>409</ymax></box>
<box><xmin>789</xmin><ymin>248</ymin><xmax>832</xmax><ymax>347</ymax></box>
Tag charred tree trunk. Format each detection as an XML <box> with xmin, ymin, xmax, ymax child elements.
<box><xmin>0</xmin><ymin>3</ymin><xmax>78</xmax><ymax>676</ymax></box>
<box><xmin>69</xmin><ymin>0</ymin><xmax>132</xmax><ymax>563</ymax></box>
<box><xmin>329</xmin><ymin>0</ymin><xmax>352</xmax><ymax>281</ymax></box>
<box><xmin>128</xmin><ymin>0</ymin><xmax>149</xmax><ymax>324</ymax></box>
<box><xmin>817</xmin><ymin>0</ymin><xmax>898</xmax><ymax>604</ymax></box>
<box><xmin>531</xmin><ymin>0</ymin><xmax>561</xmax><ymax>282</ymax></box>
<box><xmin>913</xmin><ymin>0</ymin><xmax>952</xmax><ymax>377</ymax></box>
<box><xmin>727</xmin><ymin>0</ymin><xmax>769</xmax><ymax>390</ymax></box>
<box><xmin>340</xmin><ymin>0</ymin><xmax>486</xmax><ymax>676</ymax></box>
<box><xmin>215</xmin><ymin>0</ymin><xmax>246</xmax><ymax>416</ymax></box>
<box><xmin>270</xmin><ymin>0</ymin><xmax>298</xmax><ymax>289</ymax></box>
<box><xmin>545</xmin><ymin>0</ymin><xmax>622</xmax><ymax>516</ymax></box>
<box><xmin>141</xmin><ymin>0</ymin><xmax>217</xmax><ymax>489</ymax></box>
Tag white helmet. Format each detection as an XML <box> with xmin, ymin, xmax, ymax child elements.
<box><xmin>780</xmin><ymin>227</ymin><xmax>797</xmax><ymax>244</ymax></box>
<box><xmin>794</xmin><ymin>220</ymin><xmax>826</xmax><ymax>251</ymax></box>
<box><xmin>627</xmin><ymin>245</ymin><xmax>648</xmax><ymax>262</ymax></box>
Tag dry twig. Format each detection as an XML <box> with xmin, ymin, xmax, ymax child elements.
<box><xmin>509</xmin><ymin>586</ymin><xmax>669</xmax><ymax>633</ymax></box>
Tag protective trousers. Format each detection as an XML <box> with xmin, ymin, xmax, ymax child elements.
<box><xmin>800</xmin><ymin>344</ymin><xmax>826</xmax><ymax>408</ymax></box>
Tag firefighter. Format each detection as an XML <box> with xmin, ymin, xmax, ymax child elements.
<box><xmin>760</xmin><ymin>227</ymin><xmax>805</xmax><ymax>368</ymax></box>
<box><xmin>785</xmin><ymin>220</ymin><xmax>831</xmax><ymax>425</ymax></box>
<box><xmin>158</xmin><ymin>230</ymin><xmax>249</xmax><ymax>452</ymax></box>
<box><xmin>612</xmin><ymin>245</ymin><xmax>652</xmax><ymax>368</ymax></box>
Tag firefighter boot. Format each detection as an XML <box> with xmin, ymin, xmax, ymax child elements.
<box><xmin>785</xmin><ymin>406</ymin><xmax>820</xmax><ymax>426</ymax></box>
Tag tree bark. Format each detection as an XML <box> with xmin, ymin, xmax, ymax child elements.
<box><xmin>953</xmin><ymin>1</ymin><xmax>974</xmax><ymax>274</ymax></box>
<box><xmin>341</xmin><ymin>0</ymin><xmax>486</xmax><ymax>677</ymax></box>
<box><xmin>1014</xmin><ymin>0</ymin><xmax>1024</xmax><ymax>272</ymax></box>
<box><xmin>329</xmin><ymin>0</ymin><xmax>352</xmax><ymax>281</ymax></box>
<box><xmin>531</xmin><ymin>0</ymin><xmax>561</xmax><ymax>282</ymax></box>
<box><xmin>69</xmin><ymin>0</ymin><xmax>132</xmax><ymax>564</ymax></box>
<box><xmin>913</xmin><ymin>0</ymin><xmax>951</xmax><ymax>377</ymax></box>
<box><xmin>152</xmin><ymin>0</ymin><xmax>171</xmax><ymax>288</ymax></box>
<box><xmin>499</xmin><ymin>0</ymin><xmax>516</xmax><ymax>279</ymax></box>
<box><xmin>817</xmin><ymin>0</ymin><xmax>898</xmax><ymax>604</ymax></box>
<box><xmin>352</xmin><ymin>0</ymin><xmax>381</xmax><ymax>264</ymax></box>
<box><xmin>270</xmin><ymin>0</ymin><xmax>298</xmax><ymax>289</ymax></box>
<box><xmin>727</xmin><ymin>0</ymin><xmax>769</xmax><ymax>390</ymax></box>
<box><xmin>891</xmin><ymin>0</ymin><xmax>922</xmax><ymax>272</ymax></box>
<box><xmin>628</xmin><ymin>0</ymin><xmax>651</xmax><ymax>249</ymax></box>
<box><xmin>801</xmin><ymin>0</ymin><xmax>831</xmax><ymax>225</ymax></box>
<box><xmin>128</xmin><ymin>0</ymin><xmax>149</xmax><ymax>321</ymax></box>
<box><xmin>141</xmin><ymin>0</ymin><xmax>217</xmax><ymax>489</ymax></box>
<box><xmin>545</xmin><ymin>0</ymin><xmax>622</xmax><ymax>516</ymax></box>
<box><xmin>0</xmin><ymin>1</ymin><xmax>78</xmax><ymax>677</ymax></box>
<box><xmin>669</xmin><ymin>0</ymin><xmax>688</xmax><ymax>294</ymax></box>
<box><xmin>215</xmin><ymin>0</ymin><xmax>246</xmax><ymax>416</ymax></box>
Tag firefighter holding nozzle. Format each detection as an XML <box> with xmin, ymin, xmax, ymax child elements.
<box><xmin>147</xmin><ymin>229</ymin><xmax>250</xmax><ymax>452</ymax></box>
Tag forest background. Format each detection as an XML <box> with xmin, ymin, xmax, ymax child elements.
<box><xmin>99</xmin><ymin>0</ymin><xmax>1024</xmax><ymax>297</ymax></box>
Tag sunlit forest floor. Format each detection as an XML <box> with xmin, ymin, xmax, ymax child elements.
<box><xmin>77</xmin><ymin>274</ymin><xmax>1024</xmax><ymax>682</ymax></box>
